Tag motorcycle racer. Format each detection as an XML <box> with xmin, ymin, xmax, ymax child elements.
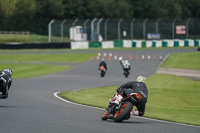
<box><xmin>122</xmin><ymin>60</ymin><xmax>131</xmax><ymax>77</ymax></box>
<box><xmin>0</xmin><ymin>68</ymin><xmax>13</xmax><ymax>99</ymax></box>
<box><xmin>99</xmin><ymin>59</ymin><xmax>107</xmax><ymax>71</ymax></box>
<box><xmin>119</xmin><ymin>57</ymin><xmax>131</xmax><ymax>77</ymax></box>
<box><xmin>109</xmin><ymin>76</ymin><xmax>148</xmax><ymax>117</ymax></box>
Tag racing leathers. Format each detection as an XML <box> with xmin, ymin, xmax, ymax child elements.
<box><xmin>99</xmin><ymin>60</ymin><xmax>107</xmax><ymax>71</ymax></box>
<box><xmin>0</xmin><ymin>71</ymin><xmax>12</xmax><ymax>99</ymax></box>
<box><xmin>116</xmin><ymin>81</ymin><xmax>148</xmax><ymax>116</ymax></box>
<box><xmin>122</xmin><ymin>60</ymin><xmax>131</xmax><ymax>71</ymax></box>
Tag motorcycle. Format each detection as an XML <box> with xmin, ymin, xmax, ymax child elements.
<box><xmin>123</xmin><ymin>70</ymin><xmax>130</xmax><ymax>78</ymax></box>
<box><xmin>99</xmin><ymin>66</ymin><xmax>106</xmax><ymax>77</ymax></box>
<box><xmin>0</xmin><ymin>79</ymin><xmax>8</xmax><ymax>99</ymax></box>
<box><xmin>101</xmin><ymin>93</ymin><xmax>142</xmax><ymax>122</ymax></box>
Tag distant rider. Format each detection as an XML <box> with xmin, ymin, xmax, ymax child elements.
<box><xmin>99</xmin><ymin>59</ymin><xmax>107</xmax><ymax>71</ymax></box>
<box><xmin>119</xmin><ymin>57</ymin><xmax>131</xmax><ymax>76</ymax></box>
<box><xmin>0</xmin><ymin>69</ymin><xmax>13</xmax><ymax>99</ymax></box>
<box><xmin>108</xmin><ymin>76</ymin><xmax>148</xmax><ymax>117</ymax></box>
<box><xmin>122</xmin><ymin>60</ymin><xmax>131</xmax><ymax>74</ymax></box>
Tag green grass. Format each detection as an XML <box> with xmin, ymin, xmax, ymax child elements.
<box><xmin>0</xmin><ymin>63</ymin><xmax>71</xmax><ymax>79</ymax></box>
<box><xmin>60</xmin><ymin>86</ymin><xmax>117</xmax><ymax>109</ymax></box>
<box><xmin>0</xmin><ymin>34</ymin><xmax>70</xmax><ymax>43</ymax></box>
<box><xmin>60</xmin><ymin>74</ymin><xmax>200</xmax><ymax>126</ymax></box>
<box><xmin>0</xmin><ymin>53</ymin><xmax>97</xmax><ymax>63</ymax></box>
<box><xmin>162</xmin><ymin>52</ymin><xmax>200</xmax><ymax>70</ymax></box>
<box><xmin>145</xmin><ymin>74</ymin><xmax>200</xmax><ymax>126</ymax></box>
<box><xmin>0</xmin><ymin>52</ymin><xmax>97</xmax><ymax>78</ymax></box>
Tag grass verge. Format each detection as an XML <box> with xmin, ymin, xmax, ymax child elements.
<box><xmin>0</xmin><ymin>53</ymin><xmax>97</xmax><ymax>63</ymax></box>
<box><xmin>0</xmin><ymin>63</ymin><xmax>71</xmax><ymax>79</ymax></box>
<box><xmin>0</xmin><ymin>52</ymin><xmax>96</xmax><ymax>78</ymax></box>
<box><xmin>162</xmin><ymin>52</ymin><xmax>200</xmax><ymax>70</ymax></box>
<box><xmin>60</xmin><ymin>74</ymin><xmax>200</xmax><ymax>126</ymax></box>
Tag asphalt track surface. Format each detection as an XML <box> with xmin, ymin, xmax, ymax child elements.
<box><xmin>0</xmin><ymin>48</ymin><xmax>199</xmax><ymax>133</ymax></box>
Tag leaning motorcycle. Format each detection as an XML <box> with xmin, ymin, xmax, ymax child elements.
<box><xmin>101</xmin><ymin>93</ymin><xmax>142</xmax><ymax>122</ymax></box>
<box><xmin>99</xmin><ymin>66</ymin><xmax>106</xmax><ymax>77</ymax></box>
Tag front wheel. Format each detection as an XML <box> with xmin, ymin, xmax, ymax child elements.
<box><xmin>101</xmin><ymin>110</ymin><xmax>108</xmax><ymax>121</ymax></box>
<box><xmin>113</xmin><ymin>101</ymin><xmax>133</xmax><ymax>122</ymax></box>
<box><xmin>123</xmin><ymin>71</ymin><xmax>129</xmax><ymax>78</ymax></box>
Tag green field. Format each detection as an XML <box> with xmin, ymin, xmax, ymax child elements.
<box><xmin>0</xmin><ymin>53</ymin><xmax>96</xmax><ymax>63</ymax></box>
<box><xmin>0</xmin><ymin>63</ymin><xmax>71</xmax><ymax>79</ymax></box>
<box><xmin>162</xmin><ymin>52</ymin><xmax>200</xmax><ymax>70</ymax></box>
<box><xmin>60</xmin><ymin>52</ymin><xmax>200</xmax><ymax>126</ymax></box>
<box><xmin>0</xmin><ymin>52</ymin><xmax>97</xmax><ymax>79</ymax></box>
<box><xmin>0</xmin><ymin>34</ymin><xmax>70</xmax><ymax>43</ymax></box>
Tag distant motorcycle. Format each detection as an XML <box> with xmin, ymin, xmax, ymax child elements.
<box><xmin>101</xmin><ymin>92</ymin><xmax>142</xmax><ymax>122</ymax></box>
<box><xmin>99</xmin><ymin>66</ymin><xmax>106</xmax><ymax>77</ymax></box>
<box><xmin>123</xmin><ymin>69</ymin><xmax>130</xmax><ymax>78</ymax></box>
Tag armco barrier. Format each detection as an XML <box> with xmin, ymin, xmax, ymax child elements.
<box><xmin>1</xmin><ymin>39</ymin><xmax>198</xmax><ymax>49</ymax></box>
<box><xmin>78</xmin><ymin>39</ymin><xmax>199</xmax><ymax>49</ymax></box>
<box><xmin>0</xmin><ymin>42</ymin><xmax>71</xmax><ymax>49</ymax></box>
<box><xmin>114</xmin><ymin>40</ymin><xmax>123</xmax><ymax>47</ymax></box>
<box><xmin>89</xmin><ymin>41</ymin><xmax>102</xmax><ymax>48</ymax></box>
<box><xmin>71</xmin><ymin>41</ymin><xmax>89</xmax><ymax>49</ymax></box>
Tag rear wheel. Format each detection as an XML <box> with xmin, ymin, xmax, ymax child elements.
<box><xmin>100</xmin><ymin>70</ymin><xmax>105</xmax><ymax>77</ymax></box>
<box><xmin>113</xmin><ymin>101</ymin><xmax>133</xmax><ymax>122</ymax></box>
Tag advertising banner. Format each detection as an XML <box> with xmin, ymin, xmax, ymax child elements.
<box><xmin>176</xmin><ymin>25</ymin><xmax>186</xmax><ymax>34</ymax></box>
<box><xmin>147</xmin><ymin>33</ymin><xmax>161</xmax><ymax>40</ymax></box>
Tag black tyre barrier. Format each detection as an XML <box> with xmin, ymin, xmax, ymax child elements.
<box><xmin>0</xmin><ymin>42</ymin><xmax>71</xmax><ymax>49</ymax></box>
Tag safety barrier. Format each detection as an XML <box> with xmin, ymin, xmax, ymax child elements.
<box><xmin>71</xmin><ymin>39</ymin><xmax>200</xmax><ymax>49</ymax></box>
<box><xmin>1</xmin><ymin>39</ymin><xmax>199</xmax><ymax>49</ymax></box>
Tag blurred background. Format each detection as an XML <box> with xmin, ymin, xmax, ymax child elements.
<box><xmin>0</xmin><ymin>0</ymin><xmax>200</xmax><ymax>43</ymax></box>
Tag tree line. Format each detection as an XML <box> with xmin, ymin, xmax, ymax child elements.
<box><xmin>0</xmin><ymin>0</ymin><xmax>199</xmax><ymax>35</ymax></box>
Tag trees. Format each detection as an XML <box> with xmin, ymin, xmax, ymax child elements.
<box><xmin>0</xmin><ymin>0</ymin><xmax>199</xmax><ymax>35</ymax></box>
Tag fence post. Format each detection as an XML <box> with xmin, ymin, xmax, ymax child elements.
<box><xmin>131</xmin><ymin>18</ymin><xmax>136</xmax><ymax>39</ymax></box>
<box><xmin>118</xmin><ymin>19</ymin><xmax>123</xmax><ymax>40</ymax></box>
<box><xmin>71</xmin><ymin>19</ymin><xmax>79</xmax><ymax>41</ymax></box>
<box><xmin>143</xmin><ymin>18</ymin><xmax>148</xmax><ymax>40</ymax></box>
<box><xmin>156</xmin><ymin>18</ymin><xmax>161</xmax><ymax>33</ymax></box>
<box><xmin>104</xmin><ymin>18</ymin><xmax>110</xmax><ymax>40</ymax></box>
<box><xmin>61</xmin><ymin>19</ymin><xmax>67</xmax><ymax>42</ymax></box>
<box><xmin>172</xmin><ymin>18</ymin><xmax>177</xmax><ymax>39</ymax></box>
<box><xmin>72</xmin><ymin>19</ymin><xmax>78</xmax><ymax>27</ymax></box>
<box><xmin>97</xmin><ymin>18</ymin><xmax>103</xmax><ymax>41</ymax></box>
<box><xmin>91</xmin><ymin>18</ymin><xmax>97</xmax><ymax>41</ymax></box>
<box><xmin>186</xmin><ymin>18</ymin><xmax>191</xmax><ymax>39</ymax></box>
<box><xmin>84</xmin><ymin>19</ymin><xmax>90</xmax><ymax>33</ymax></box>
<box><xmin>48</xmin><ymin>19</ymin><xmax>54</xmax><ymax>43</ymax></box>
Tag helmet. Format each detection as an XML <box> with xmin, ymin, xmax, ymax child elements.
<box><xmin>4</xmin><ymin>68</ymin><xmax>12</xmax><ymax>76</ymax></box>
<box><xmin>119</xmin><ymin>57</ymin><xmax>123</xmax><ymax>61</ymax></box>
<box><xmin>136</xmin><ymin>76</ymin><xmax>146</xmax><ymax>83</ymax></box>
<box><xmin>100</xmin><ymin>66</ymin><xmax>104</xmax><ymax>70</ymax></box>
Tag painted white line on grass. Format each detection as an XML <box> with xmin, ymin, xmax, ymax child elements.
<box><xmin>54</xmin><ymin>91</ymin><xmax>200</xmax><ymax>128</ymax></box>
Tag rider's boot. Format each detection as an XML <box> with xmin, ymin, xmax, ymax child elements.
<box><xmin>130</xmin><ymin>110</ymin><xmax>139</xmax><ymax>116</ymax></box>
<box><xmin>0</xmin><ymin>94</ymin><xmax>8</xmax><ymax>99</ymax></box>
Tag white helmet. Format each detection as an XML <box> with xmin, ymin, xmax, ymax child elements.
<box><xmin>119</xmin><ymin>57</ymin><xmax>123</xmax><ymax>61</ymax></box>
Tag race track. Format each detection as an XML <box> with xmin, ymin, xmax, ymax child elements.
<box><xmin>0</xmin><ymin>48</ymin><xmax>199</xmax><ymax>133</ymax></box>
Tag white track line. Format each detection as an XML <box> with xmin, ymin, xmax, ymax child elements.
<box><xmin>54</xmin><ymin>92</ymin><xmax>104</xmax><ymax>110</ymax></box>
<box><xmin>54</xmin><ymin>92</ymin><xmax>200</xmax><ymax>128</ymax></box>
